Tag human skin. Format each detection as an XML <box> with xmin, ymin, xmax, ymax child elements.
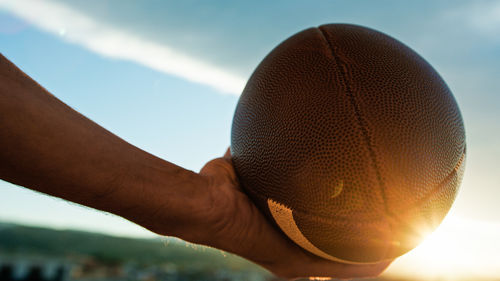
<box><xmin>0</xmin><ymin>53</ymin><xmax>391</xmax><ymax>280</ymax></box>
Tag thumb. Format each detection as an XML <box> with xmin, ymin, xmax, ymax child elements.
<box><xmin>200</xmin><ymin>147</ymin><xmax>233</xmax><ymax>178</ymax></box>
<box><xmin>223</xmin><ymin>147</ymin><xmax>231</xmax><ymax>160</ymax></box>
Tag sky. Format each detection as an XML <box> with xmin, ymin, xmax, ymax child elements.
<box><xmin>0</xmin><ymin>0</ymin><xmax>499</xmax><ymax>279</ymax></box>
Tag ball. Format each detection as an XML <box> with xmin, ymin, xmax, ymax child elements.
<box><xmin>230</xmin><ymin>24</ymin><xmax>466</xmax><ymax>264</ymax></box>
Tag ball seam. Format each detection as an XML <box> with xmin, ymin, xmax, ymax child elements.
<box><xmin>316</xmin><ymin>26</ymin><xmax>391</xmax><ymax>217</ymax></box>
<box><xmin>317</xmin><ymin>26</ymin><xmax>395</xmax><ymax>260</ymax></box>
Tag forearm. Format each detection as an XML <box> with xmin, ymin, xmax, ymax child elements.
<box><xmin>0</xmin><ymin>54</ymin><xmax>209</xmax><ymax>240</ymax></box>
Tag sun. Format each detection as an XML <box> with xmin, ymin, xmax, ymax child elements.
<box><xmin>385</xmin><ymin>214</ymin><xmax>500</xmax><ymax>280</ymax></box>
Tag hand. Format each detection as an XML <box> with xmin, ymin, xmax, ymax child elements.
<box><xmin>0</xmin><ymin>54</ymin><xmax>389</xmax><ymax>279</ymax></box>
<box><xmin>199</xmin><ymin>148</ymin><xmax>392</xmax><ymax>280</ymax></box>
<box><xmin>0</xmin><ymin>54</ymin><xmax>390</xmax><ymax>279</ymax></box>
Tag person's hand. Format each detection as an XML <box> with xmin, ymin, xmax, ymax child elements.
<box><xmin>198</xmin><ymin>148</ymin><xmax>393</xmax><ymax>280</ymax></box>
<box><xmin>0</xmin><ymin>54</ymin><xmax>390</xmax><ymax>279</ymax></box>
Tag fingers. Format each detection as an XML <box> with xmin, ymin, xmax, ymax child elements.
<box><xmin>285</xmin><ymin>258</ymin><xmax>392</xmax><ymax>280</ymax></box>
<box><xmin>223</xmin><ymin>147</ymin><xmax>231</xmax><ymax>160</ymax></box>
<box><xmin>213</xmin><ymin>145</ymin><xmax>392</xmax><ymax>280</ymax></box>
<box><xmin>242</xmin><ymin>212</ymin><xmax>393</xmax><ymax>280</ymax></box>
<box><xmin>199</xmin><ymin>148</ymin><xmax>238</xmax><ymax>188</ymax></box>
<box><xmin>320</xmin><ymin>260</ymin><xmax>391</xmax><ymax>280</ymax></box>
<box><xmin>200</xmin><ymin>147</ymin><xmax>231</xmax><ymax>176</ymax></box>
<box><xmin>266</xmin><ymin>241</ymin><xmax>392</xmax><ymax>280</ymax></box>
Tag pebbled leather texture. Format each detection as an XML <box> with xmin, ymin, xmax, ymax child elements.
<box><xmin>230</xmin><ymin>24</ymin><xmax>466</xmax><ymax>263</ymax></box>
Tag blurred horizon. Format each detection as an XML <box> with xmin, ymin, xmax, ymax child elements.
<box><xmin>2</xmin><ymin>220</ymin><xmax>500</xmax><ymax>281</ymax></box>
<box><xmin>1</xmin><ymin>0</ymin><xmax>499</xmax><ymax>280</ymax></box>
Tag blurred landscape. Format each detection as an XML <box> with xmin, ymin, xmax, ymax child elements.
<box><xmin>0</xmin><ymin>222</ymin><xmax>374</xmax><ymax>281</ymax></box>
<box><xmin>0</xmin><ymin>222</ymin><xmax>272</xmax><ymax>281</ymax></box>
<box><xmin>0</xmin><ymin>222</ymin><xmax>496</xmax><ymax>281</ymax></box>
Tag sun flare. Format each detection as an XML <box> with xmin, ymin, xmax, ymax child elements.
<box><xmin>386</xmin><ymin>214</ymin><xmax>500</xmax><ymax>280</ymax></box>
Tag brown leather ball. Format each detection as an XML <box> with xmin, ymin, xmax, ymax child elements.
<box><xmin>230</xmin><ymin>24</ymin><xmax>466</xmax><ymax>264</ymax></box>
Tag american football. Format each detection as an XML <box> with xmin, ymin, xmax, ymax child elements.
<box><xmin>231</xmin><ymin>24</ymin><xmax>466</xmax><ymax>264</ymax></box>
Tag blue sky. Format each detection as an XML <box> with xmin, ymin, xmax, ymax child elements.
<box><xmin>0</xmin><ymin>8</ymin><xmax>238</xmax><ymax>236</ymax></box>
<box><xmin>1</xmin><ymin>0</ymin><xmax>500</xmax><ymax>278</ymax></box>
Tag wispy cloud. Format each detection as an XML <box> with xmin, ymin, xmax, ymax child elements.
<box><xmin>0</xmin><ymin>0</ymin><xmax>246</xmax><ymax>95</ymax></box>
<box><xmin>447</xmin><ymin>0</ymin><xmax>500</xmax><ymax>39</ymax></box>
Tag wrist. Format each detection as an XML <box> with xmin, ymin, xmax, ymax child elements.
<box><xmin>114</xmin><ymin>155</ymin><xmax>214</xmax><ymax>242</ymax></box>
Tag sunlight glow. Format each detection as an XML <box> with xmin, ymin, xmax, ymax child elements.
<box><xmin>386</xmin><ymin>214</ymin><xmax>500</xmax><ymax>280</ymax></box>
<box><xmin>0</xmin><ymin>0</ymin><xmax>246</xmax><ymax>95</ymax></box>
